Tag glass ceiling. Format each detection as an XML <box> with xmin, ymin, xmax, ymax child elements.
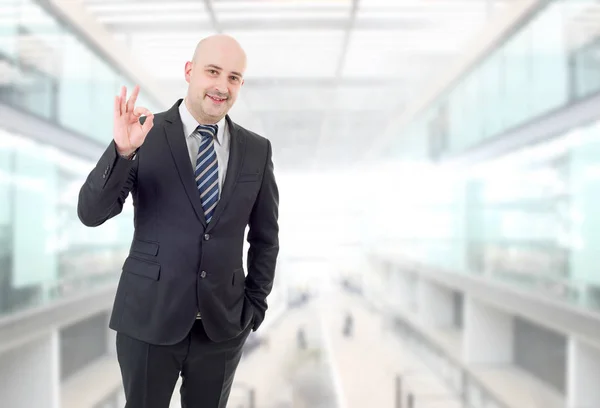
<box><xmin>77</xmin><ymin>0</ymin><xmax>519</xmax><ymax>171</ymax></box>
<box><xmin>81</xmin><ymin>0</ymin><xmax>515</xmax><ymax>80</ymax></box>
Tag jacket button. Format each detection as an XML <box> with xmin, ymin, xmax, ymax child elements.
<box><xmin>204</xmin><ymin>234</ymin><xmax>210</xmax><ymax>241</ymax></box>
<box><xmin>200</xmin><ymin>271</ymin><xmax>207</xmax><ymax>278</ymax></box>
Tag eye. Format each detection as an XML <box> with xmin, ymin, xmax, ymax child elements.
<box><xmin>230</xmin><ymin>76</ymin><xmax>239</xmax><ymax>82</ymax></box>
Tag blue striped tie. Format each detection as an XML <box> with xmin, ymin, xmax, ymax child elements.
<box><xmin>194</xmin><ymin>124</ymin><xmax>219</xmax><ymax>223</ymax></box>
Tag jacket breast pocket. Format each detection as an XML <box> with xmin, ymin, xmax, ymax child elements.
<box><xmin>238</xmin><ymin>172</ymin><xmax>260</xmax><ymax>183</ymax></box>
<box><xmin>123</xmin><ymin>256</ymin><xmax>161</xmax><ymax>280</ymax></box>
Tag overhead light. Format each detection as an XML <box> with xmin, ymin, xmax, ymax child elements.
<box><xmin>227</xmin><ymin>29</ymin><xmax>345</xmax><ymax>42</ymax></box>
<box><xmin>214</xmin><ymin>1</ymin><xmax>352</xmax><ymax>11</ymax></box>
<box><xmin>125</xmin><ymin>31</ymin><xmax>213</xmax><ymax>40</ymax></box>
<box><xmin>96</xmin><ymin>13</ymin><xmax>210</xmax><ymax>23</ymax></box>
<box><xmin>87</xmin><ymin>2</ymin><xmax>206</xmax><ymax>13</ymax></box>
<box><xmin>358</xmin><ymin>0</ymin><xmax>487</xmax><ymax>10</ymax></box>
<box><xmin>357</xmin><ymin>9</ymin><xmax>486</xmax><ymax>20</ymax></box>
<box><xmin>218</xmin><ymin>10</ymin><xmax>351</xmax><ymax>20</ymax></box>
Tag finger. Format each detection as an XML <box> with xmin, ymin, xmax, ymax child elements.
<box><xmin>120</xmin><ymin>86</ymin><xmax>127</xmax><ymax>114</ymax></box>
<box><xmin>127</xmin><ymin>85</ymin><xmax>140</xmax><ymax>113</ymax></box>
<box><xmin>132</xmin><ymin>106</ymin><xmax>151</xmax><ymax>117</ymax></box>
<box><xmin>141</xmin><ymin>112</ymin><xmax>154</xmax><ymax>134</ymax></box>
<box><xmin>114</xmin><ymin>96</ymin><xmax>120</xmax><ymax>117</ymax></box>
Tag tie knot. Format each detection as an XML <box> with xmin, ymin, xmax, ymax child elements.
<box><xmin>196</xmin><ymin>124</ymin><xmax>218</xmax><ymax>140</ymax></box>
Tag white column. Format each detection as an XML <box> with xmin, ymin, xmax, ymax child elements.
<box><xmin>463</xmin><ymin>296</ymin><xmax>513</xmax><ymax>364</ymax></box>
<box><xmin>388</xmin><ymin>269</ymin><xmax>413</xmax><ymax>313</ymax></box>
<box><xmin>567</xmin><ymin>337</ymin><xmax>600</xmax><ymax>408</ymax></box>
<box><xmin>417</xmin><ymin>278</ymin><xmax>454</xmax><ymax>328</ymax></box>
<box><xmin>106</xmin><ymin>312</ymin><xmax>117</xmax><ymax>356</ymax></box>
<box><xmin>0</xmin><ymin>331</ymin><xmax>60</xmax><ymax>408</ymax></box>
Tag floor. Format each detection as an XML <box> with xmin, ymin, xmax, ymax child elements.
<box><xmin>61</xmin><ymin>287</ymin><xmax>565</xmax><ymax>408</ymax></box>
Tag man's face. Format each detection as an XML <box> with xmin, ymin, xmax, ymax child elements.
<box><xmin>185</xmin><ymin>39</ymin><xmax>245</xmax><ymax>123</ymax></box>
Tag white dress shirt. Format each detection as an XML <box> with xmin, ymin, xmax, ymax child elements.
<box><xmin>178</xmin><ymin>99</ymin><xmax>230</xmax><ymax>198</ymax></box>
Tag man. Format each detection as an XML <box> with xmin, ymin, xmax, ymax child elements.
<box><xmin>77</xmin><ymin>34</ymin><xmax>279</xmax><ymax>408</ymax></box>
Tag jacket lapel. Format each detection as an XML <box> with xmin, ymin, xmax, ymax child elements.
<box><xmin>163</xmin><ymin>100</ymin><xmax>207</xmax><ymax>227</ymax></box>
<box><xmin>206</xmin><ymin>115</ymin><xmax>246</xmax><ymax>233</ymax></box>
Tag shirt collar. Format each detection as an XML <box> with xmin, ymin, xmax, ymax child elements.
<box><xmin>179</xmin><ymin>98</ymin><xmax>226</xmax><ymax>145</ymax></box>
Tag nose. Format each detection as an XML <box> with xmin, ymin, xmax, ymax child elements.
<box><xmin>214</xmin><ymin>76</ymin><xmax>228</xmax><ymax>95</ymax></box>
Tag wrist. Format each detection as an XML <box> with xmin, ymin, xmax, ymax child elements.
<box><xmin>120</xmin><ymin>150</ymin><xmax>137</xmax><ymax>160</ymax></box>
<box><xmin>116</xmin><ymin>145</ymin><xmax>137</xmax><ymax>160</ymax></box>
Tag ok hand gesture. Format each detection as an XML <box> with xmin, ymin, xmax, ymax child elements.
<box><xmin>114</xmin><ymin>85</ymin><xmax>154</xmax><ymax>156</ymax></box>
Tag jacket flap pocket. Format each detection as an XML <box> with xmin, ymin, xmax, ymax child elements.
<box><xmin>131</xmin><ymin>238</ymin><xmax>159</xmax><ymax>256</ymax></box>
<box><xmin>123</xmin><ymin>256</ymin><xmax>160</xmax><ymax>280</ymax></box>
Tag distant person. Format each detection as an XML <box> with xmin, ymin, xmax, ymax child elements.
<box><xmin>343</xmin><ymin>312</ymin><xmax>354</xmax><ymax>337</ymax></box>
<box><xmin>77</xmin><ymin>34</ymin><xmax>279</xmax><ymax>408</ymax></box>
<box><xmin>297</xmin><ymin>326</ymin><xmax>307</xmax><ymax>349</ymax></box>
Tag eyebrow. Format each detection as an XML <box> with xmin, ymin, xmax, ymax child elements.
<box><xmin>205</xmin><ymin>64</ymin><xmax>243</xmax><ymax>78</ymax></box>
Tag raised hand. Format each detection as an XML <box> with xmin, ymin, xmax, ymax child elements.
<box><xmin>113</xmin><ymin>85</ymin><xmax>154</xmax><ymax>156</ymax></box>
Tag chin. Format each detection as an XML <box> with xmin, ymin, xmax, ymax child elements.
<box><xmin>207</xmin><ymin>105</ymin><xmax>229</xmax><ymax>116</ymax></box>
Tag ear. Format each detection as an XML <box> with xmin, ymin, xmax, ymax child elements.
<box><xmin>184</xmin><ymin>61</ymin><xmax>192</xmax><ymax>83</ymax></box>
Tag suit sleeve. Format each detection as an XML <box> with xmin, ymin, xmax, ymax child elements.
<box><xmin>246</xmin><ymin>139</ymin><xmax>279</xmax><ymax>331</ymax></box>
<box><xmin>77</xmin><ymin>140</ymin><xmax>137</xmax><ymax>227</ymax></box>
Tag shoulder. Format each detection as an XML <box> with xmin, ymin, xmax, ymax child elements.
<box><xmin>229</xmin><ymin>120</ymin><xmax>271</xmax><ymax>150</ymax></box>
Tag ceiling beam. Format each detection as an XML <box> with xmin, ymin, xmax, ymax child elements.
<box><xmin>314</xmin><ymin>0</ymin><xmax>359</xmax><ymax>171</ymax></box>
<box><xmin>335</xmin><ymin>0</ymin><xmax>359</xmax><ymax>79</ymax></box>
<box><xmin>203</xmin><ymin>0</ymin><xmax>221</xmax><ymax>33</ymax></box>
<box><xmin>102</xmin><ymin>18</ymin><xmax>431</xmax><ymax>33</ymax></box>
<box><xmin>43</xmin><ymin>0</ymin><xmax>171</xmax><ymax>108</ymax></box>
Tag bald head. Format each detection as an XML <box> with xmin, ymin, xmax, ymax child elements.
<box><xmin>184</xmin><ymin>34</ymin><xmax>246</xmax><ymax>124</ymax></box>
<box><xmin>192</xmin><ymin>34</ymin><xmax>247</xmax><ymax>69</ymax></box>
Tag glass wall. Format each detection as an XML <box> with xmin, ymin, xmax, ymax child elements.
<box><xmin>378</xmin><ymin>0</ymin><xmax>600</xmax><ymax>312</ymax></box>
<box><xmin>392</xmin><ymin>0</ymin><xmax>600</xmax><ymax>159</ymax></box>
<box><xmin>0</xmin><ymin>128</ymin><xmax>134</xmax><ymax>317</ymax></box>
<box><xmin>378</xmin><ymin>117</ymin><xmax>600</xmax><ymax>312</ymax></box>
<box><xmin>0</xmin><ymin>0</ymin><xmax>161</xmax><ymax>144</ymax></box>
<box><xmin>0</xmin><ymin>0</ymin><xmax>157</xmax><ymax>317</ymax></box>
<box><xmin>466</xmin><ymin>117</ymin><xmax>600</xmax><ymax>307</ymax></box>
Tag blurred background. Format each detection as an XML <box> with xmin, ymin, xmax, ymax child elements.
<box><xmin>1</xmin><ymin>0</ymin><xmax>600</xmax><ymax>407</ymax></box>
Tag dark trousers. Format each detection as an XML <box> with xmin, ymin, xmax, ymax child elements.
<box><xmin>116</xmin><ymin>319</ymin><xmax>252</xmax><ymax>408</ymax></box>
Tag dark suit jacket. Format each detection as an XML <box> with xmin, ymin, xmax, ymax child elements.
<box><xmin>77</xmin><ymin>99</ymin><xmax>279</xmax><ymax>345</ymax></box>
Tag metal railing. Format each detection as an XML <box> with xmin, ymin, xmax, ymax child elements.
<box><xmin>391</xmin><ymin>315</ymin><xmax>511</xmax><ymax>408</ymax></box>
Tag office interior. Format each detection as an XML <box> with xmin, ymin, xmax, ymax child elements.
<box><xmin>1</xmin><ymin>0</ymin><xmax>600</xmax><ymax>407</ymax></box>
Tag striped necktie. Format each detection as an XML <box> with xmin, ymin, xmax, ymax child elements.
<box><xmin>194</xmin><ymin>124</ymin><xmax>219</xmax><ymax>223</ymax></box>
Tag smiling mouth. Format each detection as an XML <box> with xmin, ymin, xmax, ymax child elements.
<box><xmin>207</xmin><ymin>95</ymin><xmax>227</xmax><ymax>103</ymax></box>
